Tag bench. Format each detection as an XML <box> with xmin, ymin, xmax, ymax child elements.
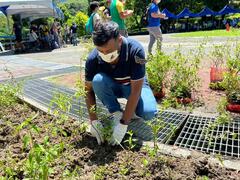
<box><xmin>0</xmin><ymin>35</ymin><xmax>15</xmax><ymax>50</ymax></box>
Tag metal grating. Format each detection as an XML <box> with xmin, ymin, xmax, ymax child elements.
<box><xmin>22</xmin><ymin>79</ymin><xmax>190</xmax><ymax>145</ymax></box>
<box><xmin>128</xmin><ymin>111</ymin><xmax>189</xmax><ymax>143</ymax></box>
<box><xmin>174</xmin><ymin>115</ymin><xmax>240</xmax><ymax>158</ymax></box>
<box><xmin>22</xmin><ymin>79</ymin><xmax>108</xmax><ymax>121</ymax></box>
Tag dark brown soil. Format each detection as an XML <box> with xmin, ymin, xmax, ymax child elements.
<box><xmin>0</xmin><ymin>102</ymin><xmax>239</xmax><ymax>179</ymax></box>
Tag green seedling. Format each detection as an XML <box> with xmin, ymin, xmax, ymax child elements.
<box><xmin>124</xmin><ymin>130</ymin><xmax>137</xmax><ymax>150</ymax></box>
<box><xmin>147</xmin><ymin>117</ymin><xmax>166</xmax><ymax>155</ymax></box>
<box><xmin>49</xmin><ymin>92</ymin><xmax>73</xmax><ymax>123</ymax></box>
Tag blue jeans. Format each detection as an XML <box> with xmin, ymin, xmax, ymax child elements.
<box><xmin>92</xmin><ymin>73</ymin><xmax>157</xmax><ymax>120</ymax></box>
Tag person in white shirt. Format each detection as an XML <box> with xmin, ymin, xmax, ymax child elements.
<box><xmin>29</xmin><ymin>29</ymin><xmax>40</xmax><ymax>50</ymax></box>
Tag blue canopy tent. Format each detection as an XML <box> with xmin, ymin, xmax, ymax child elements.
<box><xmin>0</xmin><ymin>6</ymin><xmax>9</xmax><ymax>16</ymax></box>
<box><xmin>176</xmin><ymin>8</ymin><xmax>197</xmax><ymax>31</ymax></box>
<box><xmin>195</xmin><ymin>7</ymin><xmax>216</xmax><ymax>17</ymax></box>
<box><xmin>162</xmin><ymin>8</ymin><xmax>176</xmax><ymax>19</ymax></box>
<box><xmin>218</xmin><ymin>5</ymin><xmax>240</xmax><ymax>15</ymax></box>
<box><xmin>176</xmin><ymin>8</ymin><xmax>197</xmax><ymax>19</ymax></box>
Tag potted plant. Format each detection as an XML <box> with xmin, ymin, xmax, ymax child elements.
<box><xmin>146</xmin><ymin>51</ymin><xmax>172</xmax><ymax>100</ymax></box>
<box><xmin>222</xmin><ymin>44</ymin><xmax>240</xmax><ymax>113</ymax></box>
<box><xmin>223</xmin><ymin>74</ymin><xmax>240</xmax><ymax>113</ymax></box>
<box><xmin>169</xmin><ymin>47</ymin><xmax>201</xmax><ymax>104</ymax></box>
<box><xmin>209</xmin><ymin>44</ymin><xmax>229</xmax><ymax>90</ymax></box>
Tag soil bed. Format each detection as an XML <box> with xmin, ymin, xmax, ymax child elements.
<box><xmin>0</xmin><ymin>102</ymin><xmax>239</xmax><ymax>179</ymax></box>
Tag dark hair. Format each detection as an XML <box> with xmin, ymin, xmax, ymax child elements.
<box><xmin>90</xmin><ymin>1</ymin><xmax>99</xmax><ymax>12</ymax></box>
<box><xmin>92</xmin><ymin>21</ymin><xmax>119</xmax><ymax>46</ymax></box>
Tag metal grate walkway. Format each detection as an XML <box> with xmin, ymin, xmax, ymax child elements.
<box><xmin>174</xmin><ymin>115</ymin><xmax>240</xmax><ymax>158</ymax></box>
<box><xmin>22</xmin><ymin>79</ymin><xmax>188</xmax><ymax>144</ymax></box>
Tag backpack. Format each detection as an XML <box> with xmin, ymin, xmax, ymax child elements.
<box><xmin>141</xmin><ymin>4</ymin><xmax>151</xmax><ymax>27</ymax></box>
<box><xmin>85</xmin><ymin>13</ymin><xmax>96</xmax><ymax>34</ymax></box>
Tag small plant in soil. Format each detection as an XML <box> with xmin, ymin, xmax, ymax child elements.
<box><xmin>209</xmin><ymin>81</ymin><xmax>225</xmax><ymax>91</ymax></box>
<box><xmin>0</xmin><ymin>79</ymin><xmax>22</xmax><ymax>108</ymax></box>
<box><xmin>124</xmin><ymin>130</ymin><xmax>137</xmax><ymax>150</ymax></box>
<box><xmin>146</xmin><ymin>116</ymin><xmax>166</xmax><ymax>157</ymax></box>
<box><xmin>146</xmin><ymin>51</ymin><xmax>173</xmax><ymax>100</ymax></box>
<box><xmin>209</xmin><ymin>44</ymin><xmax>229</xmax><ymax>89</ymax></box>
<box><xmin>49</xmin><ymin>92</ymin><xmax>73</xmax><ymax>123</ymax></box>
<box><xmin>222</xmin><ymin>47</ymin><xmax>240</xmax><ymax>112</ymax></box>
<box><xmin>74</xmin><ymin>79</ymin><xmax>87</xmax><ymax>122</ymax></box>
<box><xmin>23</xmin><ymin>136</ymin><xmax>63</xmax><ymax>179</ymax></box>
<box><xmin>167</xmin><ymin>45</ymin><xmax>202</xmax><ymax>106</ymax></box>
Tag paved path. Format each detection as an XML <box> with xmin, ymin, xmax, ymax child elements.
<box><xmin>0</xmin><ymin>46</ymin><xmax>84</xmax><ymax>81</ymax></box>
<box><xmin>0</xmin><ymin>34</ymin><xmax>238</xmax><ymax>81</ymax></box>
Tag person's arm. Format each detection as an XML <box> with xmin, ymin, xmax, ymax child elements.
<box><xmin>85</xmin><ymin>81</ymin><xmax>98</xmax><ymax>121</ymax></box>
<box><xmin>119</xmin><ymin>10</ymin><xmax>133</xmax><ymax>19</ymax></box>
<box><xmin>151</xmin><ymin>12</ymin><xmax>165</xmax><ymax>19</ymax></box>
<box><xmin>85</xmin><ymin>52</ymin><xmax>99</xmax><ymax>121</ymax></box>
<box><xmin>117</xmin><ymin>1</ymin><xmax>133</xmax><ymax>19</ymax></box>
<box><xmin>150</xmin><ymin>5</ymin><xmax>166</xmax><ymax>19</ymax></box>
<box><xmin>122</xmin><ymin>78</ymin><xmax>143</xmax><ymax>124</ymax></box>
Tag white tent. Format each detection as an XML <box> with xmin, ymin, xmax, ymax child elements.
<box><xmin>0</xmin><ymin>0</ymin><xmax>63</xmax><ymax>19</ymax></box>
<box><xmin>6</xmin><ymin>4</ymin><xmax>54</xmax><ymax>15</ymax></box>
<box><xmin>0</xmin><ymin>0</ymin><xmax>63</xmax><ymax>49</ymax></box>
<box><xmin>0</xmin><ymin>0</ymin><xmax>52</xmax><ymax>7</ymax></box>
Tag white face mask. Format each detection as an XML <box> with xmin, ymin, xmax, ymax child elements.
<box><xmin>156</xmin><ymin>0</ymin><xmax>161</xmax><ymax>4</ymax></box>
<box><xmin>98</xmin><ymin>50</ymin><xmax>119</xmax><ymax>63</ymax></box>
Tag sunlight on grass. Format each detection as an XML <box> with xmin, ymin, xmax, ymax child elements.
<box><xmin>173</xmin><ymin>29</ymin><xmax>240</xmax><ymax>37</ymax></box>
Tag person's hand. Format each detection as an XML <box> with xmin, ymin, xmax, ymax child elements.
<box><xmin>90</xmin><ymin>120</ymin><xmax>104</xmax><ymax>145</ymax></box>
<box><xmin>127</xmin><ymin>10</ymin><xmax>134</xmax><ymax>16</ymax></box>
<box><xmin>110</xmin><ymin>120</ymin><xmax>128</xmax><ymax>146</ymax></box>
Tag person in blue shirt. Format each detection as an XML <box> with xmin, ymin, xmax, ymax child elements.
<box><xmin>147</xmin><ymin>0</ymin><xmax>166</xmax><ymax>54</ymax></box>
<box><xmin>85</xmin><ymin>21</ymin><xmax>157</xmax><ymax>146</ymax></box>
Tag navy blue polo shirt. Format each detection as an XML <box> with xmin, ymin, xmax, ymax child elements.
<box><xmin>85</xmin><ymin>37</ymin><xmax>146</xmax><ymax>85</ymax></box>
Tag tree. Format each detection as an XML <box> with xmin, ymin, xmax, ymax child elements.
<box><xmin>125</xmin><ymin>0</ymin><xmax>149</xmax><ymax>30</ymax></box>
<box><xmin>204</xmin><ymin>0</ymin><xmax>229</xmax><ymax>11</ymax></box>
<box><xmin>58</xmin><ymin>0</ymin><xmax>88</xmax><ymax>22</ymax></box>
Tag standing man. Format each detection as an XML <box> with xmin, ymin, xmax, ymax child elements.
<box><xmin>85</xmin><ymin>21</ymin><xmax>157</xmax><ymax>145</ymax></box>
<box><xmin>110</xmin><ymin>0</ymin><xmax>133</xmax><ymax>37</ymax></box>
<box><xmin>147</xmin><ymin>0</ymin><xmax>166</xmax><ymax>54</ymax></box>
<box><xmin>70</xmin><ymin>22</ymin><xmax>78</xmax><ymax>46</ymax></box>
<box><xmin>13</xmin><ymin>21</ymin><xmax>25</xmax><ymax>52</ymax></box>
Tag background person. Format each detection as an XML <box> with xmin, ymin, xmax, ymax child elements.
<box><xmin>110</xmin><ymin>0</ymin><xmax>133</xmax><ymax>37</ymax></box>
<box><xmin>147</xmin><ymin>0</ymin><xmax>166</xmax><ymax>54</ymax></box>
<box><xmin>13</xmin><ymin>21</ymin><xmax>25</xmax><ymax>52</ymax></box>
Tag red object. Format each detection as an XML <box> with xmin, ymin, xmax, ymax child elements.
<box><xmin>153</xmin><ymin>89</ymin><xmax>165</xmax><ymax>100</ymax></box>
<box><xmin>226</xmin><ymin>23</ymin><xmax>230</xmax><ymax>32</ymax></box>
<box><xmin>210</xmin><ymin>67</ymin><xmax>226</xmax><ymax>83</ymax></box>
<box><xmin>176</xmin><ymin>97</ymin><xmax>192</xmax><ymax>104</ymax></box>
<box><xmin>226</xmin><ymin>104</ymin><xmax>240</xmax><ymax>113</ymax></box>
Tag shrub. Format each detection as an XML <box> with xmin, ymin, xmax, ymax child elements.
<box><xmin>67</xmin><ymin>11</ymin><xmax>88</xmax><ymax>36</ymax></box>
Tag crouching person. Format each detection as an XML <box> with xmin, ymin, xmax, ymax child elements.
<box><xmin>85</xmin><ymin>21</ymin><xmax>157</xmax><ymax>146</ymax></box>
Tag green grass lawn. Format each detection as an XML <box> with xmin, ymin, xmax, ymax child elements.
<box><xmin>173</xmin><ymin>29</ymin><xmax>240</xmax><ymax>37</ymax></box>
